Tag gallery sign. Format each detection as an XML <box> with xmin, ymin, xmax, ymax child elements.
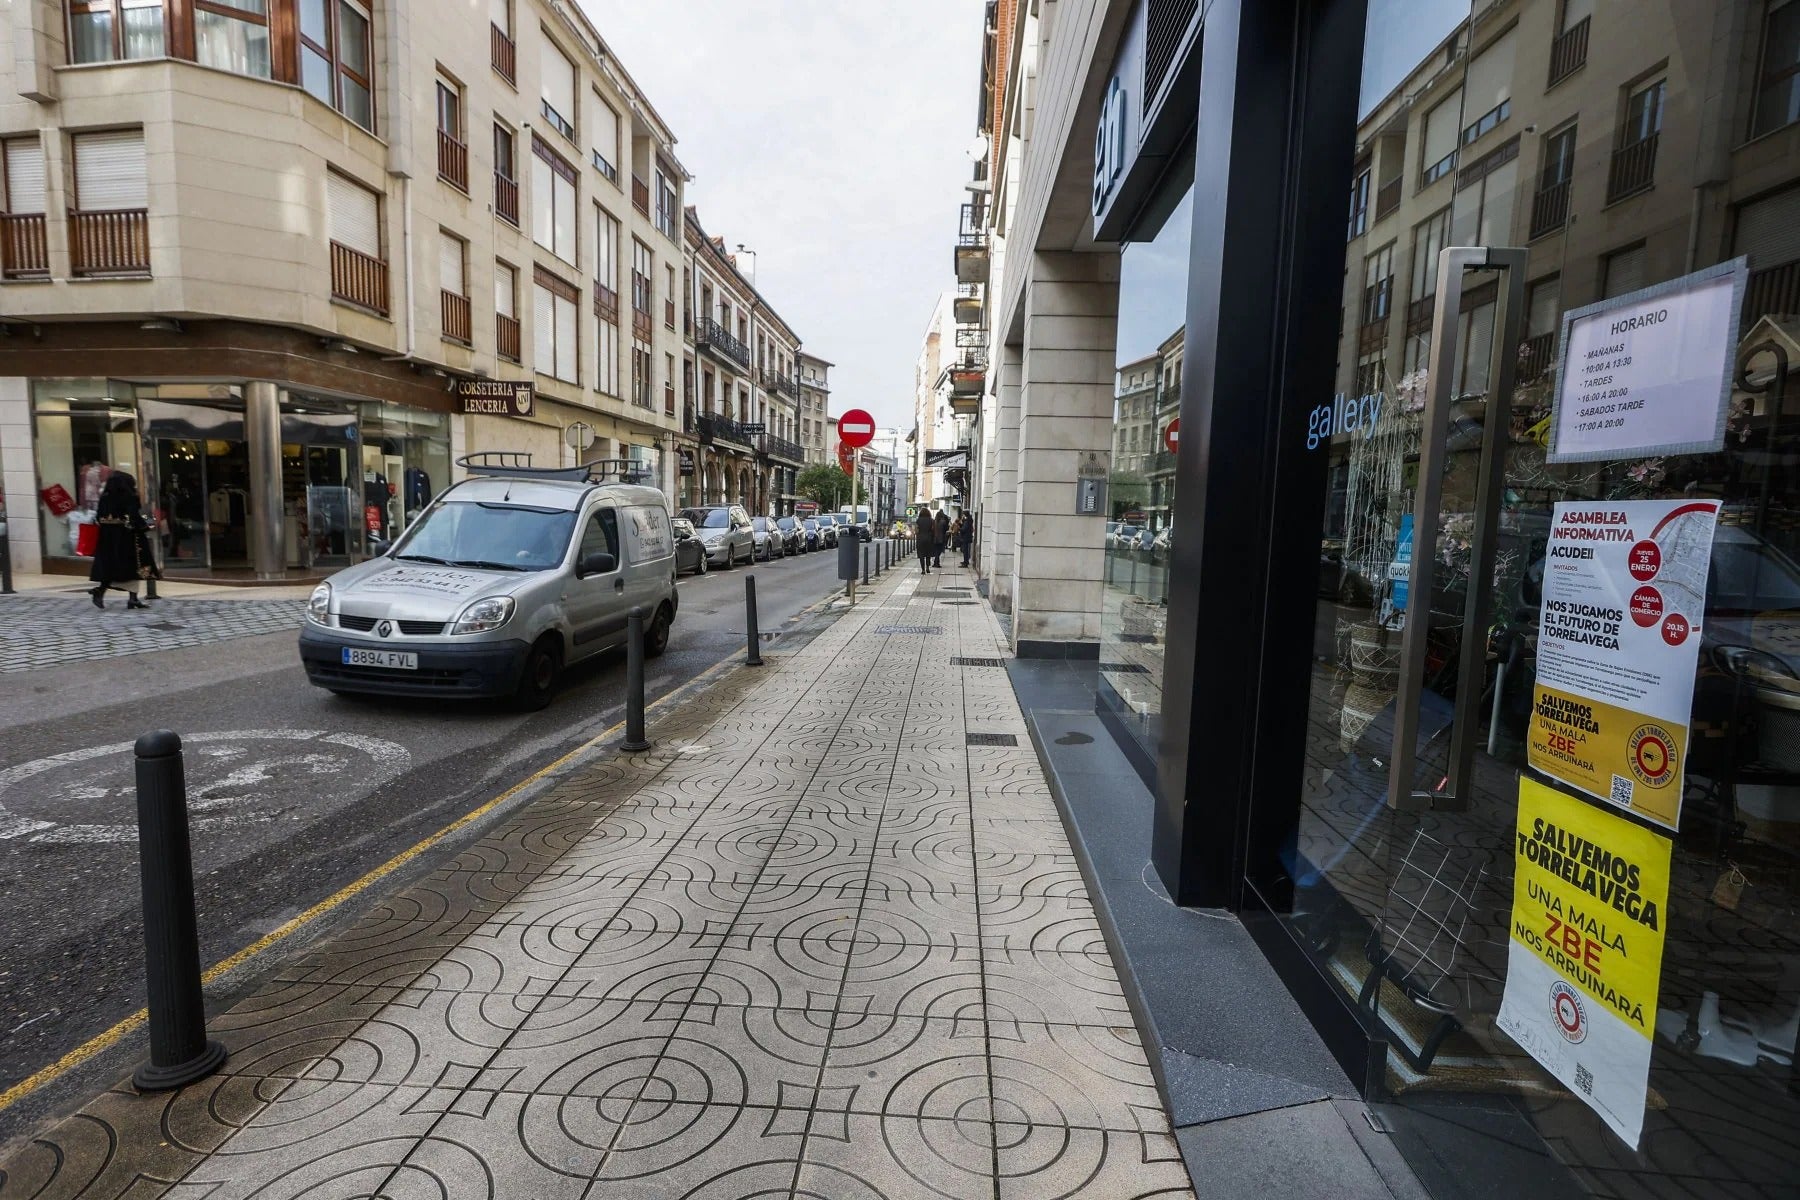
<box><xmin>1497</xmin><ymin>778</ymin><xmax>1671</xmax><ymax>1149</ymax></box>
<box><xmin>1526</xmin><ymin>499</ymin><xmax>1719</xmax><ymax>830</ymax></box>
<box><xmin>1547</xmin><ymin>259</ymin><xmax>1746</xmax><ymax>463</ymax></box>
<box><xmin>457</xmin><ymin>381</ymin><xmax>536</xmax><ymax>418</ymax></box>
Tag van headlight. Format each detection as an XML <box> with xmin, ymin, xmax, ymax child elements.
<box><xmin>307</xmin><ymin>583</ymin><xmax>333</xmax><ymax>626</ymax></box>
<box><xmin>452</xmin><ymin>596</ymin><xmax>515</xmax><ymax>635</ymax></box>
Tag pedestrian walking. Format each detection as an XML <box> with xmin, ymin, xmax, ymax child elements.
<box><xmin>89</xmin><ymin>473</ymin><xmax>153</xmax><ymax>609</ymax></box>
<box><xmin>957</xmin><ymin>511</ymin><xmax>975</xmax><ymax>567</ymax></box>
<box><xmin>913</xmin><ymin>508</ymin><xmax>936</xmax><ymax>575</ymax></box>
<box><xmin>934</xmin><ymin>508</ymin><xmax>950</xmax><ymax>568</ymax></box>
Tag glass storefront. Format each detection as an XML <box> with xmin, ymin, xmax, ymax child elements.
<box><xmin>31</xmin><ymin>381</ymin><xmax>448</xmax><ymax>573</ymax></box>
<box><xmin>1101</xmin><ymin>173</ymin><xmax>1193</xmax><ymax>760</ymax></box>
<box><xmin>1250</xmin><ymin>0</ymin><xmax>1800</xmax><ymax>1192</ymax></box>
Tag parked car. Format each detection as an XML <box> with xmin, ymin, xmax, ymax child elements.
<box><xmin>672</xmin><ymin>518</ymin><xmax>709</xmax><ymax>576</ymax></box>
<box><xmin>750</xmin><ymin>516</ymin><xmax>785</xmax><ymax>561</ymax></box>
<box><xmin>1151</xmin><ymin>525</ymin><xmax>1173</xmax><ymax>562</ymax></box>
<box><xmin>676</xmin><ymin>505</ymin><xmax>755</xmax><ymax>568</ymax></box>
<box><xmin>299</xmin><ymin>471</ymin><xmax>679</xmax><ymax>710</ymax></box>
<box><xmin>1109</xmin><ymin>523</ymin><xmax>1143</xmax><ymax>553</ymax></box>
<box><xmin>818</xmin><ymin>514</ymin><xmax>840</xmax><ymax>548</ymax></box>
<box><xmin>774</xmin><ymin>515</ymin><xmax>806</xmax><ymax>555</ymax></box>
<box><xmin>801</xmin><ymin>518</ymin><xmax>824</xmax><ymax>551</ymax></box>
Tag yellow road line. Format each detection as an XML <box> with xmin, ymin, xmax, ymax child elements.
<box><xmin>0</xmin><ymin>645</ymin><xmax>748</xmax><ymax>1117</ymax></box>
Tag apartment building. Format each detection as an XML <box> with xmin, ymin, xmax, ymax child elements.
<box><xmin>796</xmin><ymin>350</ymin><xmax>831</xmax><ymax>466</ymax></box>
<box><xmin>0</xmin><ymin>0</ymin><xmax>687</xmax><ymax>579</ymax></box>
<box><xmin>681</xmin><ymin>207</ymin><xmax>806</xmax><ymax>514</ymax></box>
<box><xmin>909</xmin><ymin>288</ymin><xmax>968</xmax><ymax>507</ymax></box>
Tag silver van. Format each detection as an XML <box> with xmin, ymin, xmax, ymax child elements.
<box><xmin>298</xmin><ymin>456</ymin><xmax>679</xmax><ymax>709</ymax></box>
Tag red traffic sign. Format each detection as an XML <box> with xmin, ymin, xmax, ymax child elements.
<box><xmin>1164</xmin><ymin>418</ymin><xmax>1180</xmax><ymax>453</ymax></box>
<box><xmin>838</xmin><ymin>409</ymin><xmax>876</xmax><ymax>448</ymax></box>
<box><xmin>837</xmin><ymin>442</ymin><xmax>857</xmax><ymax>473</ymax></box>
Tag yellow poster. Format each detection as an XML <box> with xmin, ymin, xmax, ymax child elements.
<box><xmin>1497</xmin><ymin>777</ymin><xmax>1673</xmax><ymax>1148</ymax></box>
<box><xmin>1527</xmin><ymin>499</ymin><xmax>1720</xmax><ymax>829</ymax></box>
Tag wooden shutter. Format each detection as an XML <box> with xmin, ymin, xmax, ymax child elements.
<box><xmin>439</xmin><ymin>231</ymin><xmax>464</xmax><ymax>295</ymax></box>
<box><xmin>1421</xmin><ymin>88</ymin><xmax>1462</xmax><ymax>169</ymax></box>
<box><xmin>1465</xmin><ymin>27</ymin><xmax>1515</xmax><ymax>116</ymax></box>
<box><xmin>326</xmin><ymin>171</ymin><xmax>381</xmax><ymax>257</ymax></box>
<box><xmin>73</xmin><ymin>130</ymin><xmax>147</xmax><ymax>210</ymax></box>
<box><xmin>1603</xmin><ymin>245</ymin><xmax>1647</xmax><ymax>299</ymax></box>
<box><xmin>1735</xmin><ymin>186</ymin><xmax>1800</xmax><ymax>269</ymax></box>
<box><xmin>495</xmin><ymin>263</ymin><xmax>515</xmax><ymax>318</ymax></box>
<box><xmin>540</xmin><ymin>42</ymin><xmax>576</xmax><ymax>123</ymax></box>
<box><xmin>3</xmin><ymin>137</ymin><xmax>45</xmax><ymax>213</ymax></box>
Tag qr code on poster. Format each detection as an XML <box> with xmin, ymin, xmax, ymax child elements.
<box><xmin>1610</xmin><ymin>775</ymin><xmax>1633</xmax><ymax>809</ymax></box>
<box><xmin>1574</xmin><ymin>1063</ymin><xmax>1594</xmax><ymax>1095</ymax></box>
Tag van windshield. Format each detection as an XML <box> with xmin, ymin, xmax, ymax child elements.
<box><xmin>391</xmin><ymin>501</ymin><xmax>576</xmax><ymax>571</ymax></box>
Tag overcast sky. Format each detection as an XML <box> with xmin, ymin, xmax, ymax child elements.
<box><xmin>578</xmin><ymin>0</ymin><xmax>986</xmax><ymax>430</ymax></box>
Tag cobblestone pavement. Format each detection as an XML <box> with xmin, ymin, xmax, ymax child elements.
<box><xmin>0</xmin><ymin>594</ymin><xmax>306</xmax><ymax>673</ymax></box>
<box><xmin>0</xmin><ymin>564</ymin><xmax>1193</xmax><ymax>1199</ymax></box>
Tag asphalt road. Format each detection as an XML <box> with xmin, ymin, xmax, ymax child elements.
<box><xmin>0</xmin><ymin>544</ymin><xmax>852</xmax><ymax>1140</ymax></box>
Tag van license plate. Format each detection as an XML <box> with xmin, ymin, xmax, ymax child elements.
<box><xmin>342</xmin><ymin>648</ymin><xmax>418</xmax><ymax>670</ymax></box>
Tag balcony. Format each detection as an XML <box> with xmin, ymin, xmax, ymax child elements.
<box><xmin>1746</xmin><ymin>260</ymin><xmax>1800</xmax><ymax>321</ymax></box>
<box><xmin>441</xmin><ymin>290</ymin><xmax>471</xmax><ymax>344</ymax></box>
<box><xmin>953</xmin><ymin>201</ymin><xmax>989</xmax><ymax>284</ymax></box>
<box><xmin>697</xmin><ymin>413</ymin><xmax>756</xmax><ymax>450</ymax></box>
<box><xmin>437</xmin><ymin>130</ymin><xmax>468</xmax><ymax>193</ymax></box>
<box><xmin>953</xmin><ymin>283</ymin><xmax>983</xmax><ymax>326</ymax></box>
<box><xmin>497</xmin><ymin>312</ymin><xmax>521</xmax><ymax>361</ymax></box>
<box><xmin>1529</xmin><ymin>179</ymin><xmax>1571</xmax><ymax>238</ymax></box>
<box><xmin>760</xmin><ymin>367</ymin><xmax>794</xmax><ymax>398</ymax></box>
<box><xmin>491</xmin><ymin>24</ymin><xmax>516</xmax><ymax>85</ymax></box>
<box><xmin>330</xmin><ymin>240</ymin><xmax>388</xmax><ymax>314</ymax></box>
<box><xmin>0</xmin><ymin>213</ymin><xmax>48</xmax><ymax>278</ymax></box>
<box><xmin>494</xmin><ymin>172</ymin><xmax>519</xmax><ymax>225</ymax></box>
<box><xmin>1607</xmin><ymin>134</ymin><xmax>1658</xmax><ymax>203</ymax></box>
<box><xmin>698</xmin><ymin>316</ymin><xmax>752</xmax><ymax>368</ymax></box>
<box><xmin>1547</xmin><ymin>17</ymin><xmax>1590</xmax><ymax>88</ymax></box>
<box><xmin>1517</xmin><ymin>331</ymin><xmax>1558</xmax><ymax>383</ymax></box>
<box><xmin>1373</xmin><ymin>176</ymin><xmax>1402</xmax><ymax>222</ymax></box>
<box><xmin>70</xmin><ymin>208</ymin><xmax>150</xmax><ymax>276</ymax></box>
<box><xmin>760</xmin><ymin>433</ymin><xmax>805</xmax><ymax>465</ymax></box>
<box><xmin>632</xmin><ymin>175</ymin><xmax>650</xmax><ymax>217</ymax></box>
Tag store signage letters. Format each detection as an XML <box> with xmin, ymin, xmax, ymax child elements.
<box><xmin>457</xmin><ymin>381</ymin><xmax>536</xmax><ymax>418</ymax></box>
<box><xmin>1092</xmin><ymin>75</ymin><xmax>1127</xmax><ymax>218</ymax></box>
<box><xmin>1306</xmin><ymin>392</ymin><xmax>1384</xmax><ymax>450</ymax></box>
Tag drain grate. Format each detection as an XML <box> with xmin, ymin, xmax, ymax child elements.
<box><xmin>1099</xmin><ymin>661</ymin><xmax>1150</xmax><ymax>674</ymax></box>
<box><xmin>941</xmin><ymin>601</ymin><xmax>979</xmax><ymax>606</ymax></box>
<box><xmin>939</xmin><ymin>586</ymin><xmax>972</xmax><ymax>592</ymax></box>
<box><xmin>875</xmin><ymin>625</ymin><xmax>943</xmax><ymax>635</ymax></box>
<box><xmin>951</xmin><ymin>656</ymin><xmax>1005</xmax><ymax>667</ymax></box>
<box><xmin>966</xmin><ymin>732</ymin><xmax>1019</xmax><ymax>746</ymax></box>
<box><xmin>1118</xmin><ymin>632</ymin><xmax>1159</xmax><ymax>644</ymax></box>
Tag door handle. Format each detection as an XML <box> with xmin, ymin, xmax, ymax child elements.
<box><xmin>614</xmin><ymin>578</ymin><xmax>625</xmax><ymax>591</ymax></box>
<box><xmin>1386</xmin><ymin>245</ymin><xmax>1527</xmax><ymax>811</ymax></box>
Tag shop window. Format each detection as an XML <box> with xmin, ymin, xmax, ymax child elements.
<box><xmin>531</xmin><ymin>135</ymin><xmax>577</xmax><ymax>263</ymax></box>
<box><xmin>194</xmin><ymin>0</ymin><xmax>272</xmax><ymax>80</ymax></box>
<box><xmin>299</xmin><ymin>0</ymin><xmax>374</xmax><ymax>132</ymax></box>
<box><xmin>67</xmin><ymin>0</ymin><xmax>165</xmax><ymax>63</ymax></box>
<box><xmin>540</xmin><ymin>37</ymin><xmax>577</xmax><ymax>142</ymax></box>
<box><xmin>533</xmin><ymin>265</ymin><xmax>579</xmax><ymax>383</ymax></box>
<box><xmin>1753</xmin><ymin>0</ymin><xmax>1800</xmax><ymax>137</ymax></box>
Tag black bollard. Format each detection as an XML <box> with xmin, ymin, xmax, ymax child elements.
<box><xmin>0</xmin><ymin>531</ymin><xmax>12</xmax><ymax>595</ymax></box>
<box><xmin>863</xmin><ymin>544</ymin><xmax>870</xmax><ymax>587</ymax></box>
<box><xmin>745</xmin><ymin>575</ymin><xmax>763</xmax><ymax>667</ymax></box>
<box><xmin>132</xmin><ymin>731</ymin><xmax>226</xmax><ymax>1091</ymax></box>
<box><xmin>623</xmin><ymin>607</ymin><xmax>651</xmax><ymax>751</ymax></box>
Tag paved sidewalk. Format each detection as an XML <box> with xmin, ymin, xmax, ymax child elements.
<box><xmin>0</xmin><ymin>563</ymin><xmax>1194</xmax><ymax>1199</ymax></box>
<box><xmin>0</xmin><ymin>593</ymin><xmax>306</xmax><ymax>673</ymax></box>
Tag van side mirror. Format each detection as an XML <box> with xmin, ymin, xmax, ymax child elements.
<box><xmin>578</xmin><ymin>550</ymin><xmax>617</xmax><ymax>577</ymax></box>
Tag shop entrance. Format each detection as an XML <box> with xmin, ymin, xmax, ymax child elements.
<box><xmin>153</xmin><ymin>437</ymin><xmax>250</xmax><ymax>569</ymax></box>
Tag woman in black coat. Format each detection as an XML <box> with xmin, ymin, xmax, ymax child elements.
<box><xmin>934</xmin><ymin>509</ymin><xmax>951</xmax><ymax>568</ymax></box>
<box><xmin>913</xmin><ymin>510</ymin><xmax>937</xmax><ymax>575</ymax></box>
<box><xmin>89</xmin><ymin>472</ymin><xmax>151</xmax><ymax>609</ymax></box>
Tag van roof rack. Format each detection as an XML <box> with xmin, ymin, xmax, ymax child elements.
<box><xmin>456</xmin><ymin>452</ymin><xmax>655</xmax><ymax>485</ymax></box>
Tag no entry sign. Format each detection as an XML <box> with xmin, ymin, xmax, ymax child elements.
<box><xmin>1164</xmin><ymin>418</ymin><xmax>1180</xmax><ymax>453</ymax></box>
<box><xmin>838</xmin><ymin>409</ymin><xmax>875</xmax><ymax>448</ymax></box>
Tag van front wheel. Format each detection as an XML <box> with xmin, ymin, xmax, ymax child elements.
<box><xmin>512</xmin><ymin>637</ymin><xmax>562</xmax><ymax>711</ymax></box>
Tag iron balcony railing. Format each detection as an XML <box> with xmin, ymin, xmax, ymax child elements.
<box><xmin>697</xmin><ymin>413</ymin><xmax>756</xmax><ymax>448</ymax></box>
<box><xmin>1529</xmin><ymin>179</ymin><xmax>1571</xmax><ymax>238</ymax></box>
<box><xmin>699</xmin><ymin>316</ymin><xmax>752</xmax><ymax>368</ymax></box>
<box><xmin>70</xmin><ymin>208</ymin><xmax>150</xmax><ymax>276</ymax></box>
<box><xmin>760</xmin><ymin>433</ymin><xmax>805</xmax><ymax>464</ymax></box>
<box><xmin>760</xmin><ymin>368</ymin><xmax>795</xmax><ymax>397</ymax></box>
<box><xmin>0</xmin><ymin>213</ymin><xmax>48</xmax><ymax>278</ymax></box>
<box><xmin>957</xmin><ymin>200</ymin><xmax>988</xmax><ymax>247</ymax></box>
<box><xmin>1607</xmin><ymin>133</ymin><xmax>1658</xmax><ymax>203</ymax></box>
<box><xmin>1373</xmin><ymin>176</ymin><xmax>1402</xmax><ymax>222</ymax></box>
<box><xmin>1547</xmin><ymin>16</ymin><xmax>1590</xmax><ymax>88</ymax></box>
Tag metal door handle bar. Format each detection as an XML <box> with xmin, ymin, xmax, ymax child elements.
<box><xmin>1386</xmin><ymin>245</ymin><xmax>1527</xmax><ymax>811</ymax></box>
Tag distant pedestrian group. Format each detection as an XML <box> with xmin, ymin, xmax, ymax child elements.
<box><xmin>915</xmin><ymin>507</ymin><xmax>975</xmax><ymax>574</ymax></box>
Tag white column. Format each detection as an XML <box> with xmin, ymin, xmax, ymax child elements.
<box><xmin>1009</xmin><ymin>250</ymin><xmax>1119</xmax><ymax>650</ymax></box>
<box><xmin>0</xmin><ymin>377</ymin><xmax>43</xmax><ymax>575</ymax></box>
